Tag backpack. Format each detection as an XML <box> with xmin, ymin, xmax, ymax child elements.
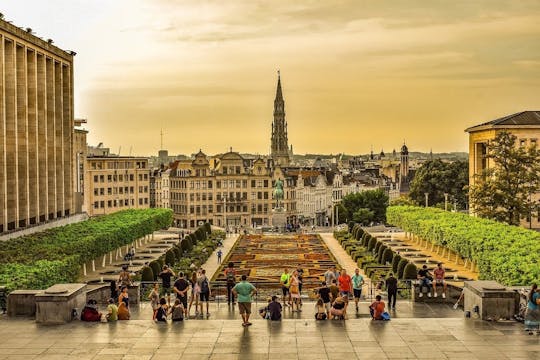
<box><xmin>201</xmin><ymin>278</ymin><xmax>209</xmax><ymax>293</ymax></box>
<box><xmin>226</xmin><ymin>269</ymin><xmax>235</xmax><ymax>283</ymax></box>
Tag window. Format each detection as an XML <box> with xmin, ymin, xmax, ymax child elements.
<box><xmin>216</xmin><ymin>181</ymin><xmax>221</xmax><ymax>189</ymax></box>
<box><xmin>208</xmin><ymin>180</ymin><xmax>213</xmax><ymax>189</ymax></box>
<box><xmin>223</xmin><ymin>167</ymin><xmax>227</xmax><ymax>175</ymax></box>
<box><xmin>242</xmin><ymin>180</ymin><xmax>247</xmax><ymax>188</ymax></box>
<box><xmin>129</xmin><ymin>174</ymin><xmax>134</xmax><ymax>181</ymax></box>
<box><xmin>236</xmin><ymin>166</ymin><xmax>241</xmax><ymax>174</ymax></box>
<box><xmin>93</xmin><ymin>175</ymin><xmax>98</xmax><ymax>183</ymax></box>
<box><xmin>520</xmin><ymin>139</ymin><xmax>526</xmax><ymax>147</ymax></box>
<box><xmin>264</xmin><ymin>180</ymin><xmax>268</xmax><ymax>187</ymax></box>
<box><xmin>251</xmin><ymin>180</ymin><xmax>256</xmax><ymax>187</ymax></box>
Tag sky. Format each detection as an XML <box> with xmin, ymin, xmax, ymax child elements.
<box><xmin>2</xmin><ymin>0</ymin><xmax>540</xmax><ymax>156</ymax></box>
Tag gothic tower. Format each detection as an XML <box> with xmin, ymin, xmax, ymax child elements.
<box><xmin>271</xmin><ymin>71</ymin><xmax>290</xmax><ymax>166</ymax></box>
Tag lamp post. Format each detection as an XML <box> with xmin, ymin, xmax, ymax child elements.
<box><xmin>444</xmin><ymin>193</ymin><xmax>449</xmax><ymax>211</ymax></box>
<box><xmin>424</xmin><ymin>192</ymin><xmax>429</xmax><ymax>207</ymax></box>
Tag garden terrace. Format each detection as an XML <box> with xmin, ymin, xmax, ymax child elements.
<box><xmin>0</xmin><ymin>209</ymin><xmax>173</xmax><ymax>292</ymax></box>
<box><xmin>387</xmin><ymin>206</ymin><xmax>540</xmax><ymax>285</ymax></box>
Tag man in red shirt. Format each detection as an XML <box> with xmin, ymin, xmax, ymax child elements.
<box><xmin>338</xmin><ymin>268</ymin><xmax>353</xmax><ymax>303</ymax></box>
<box><xmin>433</xmin><ymin>263</ymin><xmax>447</xmax><ymax>298</ymax></box>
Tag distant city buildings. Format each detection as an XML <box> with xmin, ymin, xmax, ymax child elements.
<box><xmin>0</xmin><ymin>18</ymin><xmax>76</xmax><ymax>234</ymax></box>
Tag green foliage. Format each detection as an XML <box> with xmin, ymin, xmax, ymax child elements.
<box><xmin>397</xmin><ymin>259</ymin><xmax>409</xmax><ymax>279</ymax></box>
<box><xmin>367</xmin><ymin>236</ymin><xmax>377</xmax><ymax>251</ymax></box>
<box><xmin>0</xmin><ymin>209</ymin><xmax>172</xmax><ymax>292</ymax></box>
<box><xmin>373</xmin><ymin>240</ymin><xmax>382</xmax><ymax>254</ymax></box>
<box><xmin>469</xmin><ymin>131</ymin><xmax>540</xmax><ymax>225</ymax></box>
<box><xmin>377</xmin><ymin>244</ymin><xmax>387</xmax><ymax>263</ymax></box>
<box><xmin>409</xmin><ymin>159</ymin><xmax>469</xmax><ymax>210</ymax></box>
<box><xmin>141</xmin><ymin>266</ymin><xmax>154</xmax><ymax>282</ymax></box>
<box><xmin>402</xmin><ymin>263</ymin><xmax>418</xmax><ymax>280</ymax></box>
<box><xmin>149</xmin><ymin>261</ymin><xmax>161</xmax><ymax>280</ymax></box>
<box><xmin>382</xmin><ymin>248</ymin><xmax>394</xmax><ymax>265</ymax></box>
<box><xmin>387</xmin><ymin>205</ymin><xmax>540</xmax><ymax>285</ymax></box>
<box><xmin>172</xmin><ymin>247</ymin><xmax>182</xmax><ymax>261</ymax></box>
<box><xmin>341</xmin><ymin>189</ymin><xmax>389</xmax><ymax>224</ymax></box>
<box><xmin>392</xmin><ymin>253</ymin><xmax>402</xmax><ymax>273</ymax></box>
<box><xmin>165</xmin><ymin>250</ymin><xmax>175</xmax><ymax>267</ymax></box>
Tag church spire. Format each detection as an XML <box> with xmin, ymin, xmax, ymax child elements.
<box><xmin>275</xmin><ymin>70</ymin><xmax>283</xmax><ymax>101</ymax></box>
<box><xmin>271</xmin><ymin>70</ymin><xmax>290</xmax><ymax>166</ymax></box>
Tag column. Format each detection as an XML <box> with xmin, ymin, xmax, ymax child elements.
<box><xmin>37</xmin><ymin>53</ymin><xmax>47</xmax><ymax>222</ymax></box>
<box><xmin>0</xmin><ymin>35</ymin><xmax>5</xmax><ymax>233</ymax></box>
<box><xmin>5</xmin><ymin>38</ymin><xmax>17</xmax><ymax>230</ymax></box>
<box><xmin>16</xmin><ymin>44</ymin><xmax>28</xmax><ymax>228</ymax></box>
<box><xmin>54</xmin><ymin>61</ymin><xmax>63</xmax><ymax>218</ymax></box>
<box><xmin>27</xmin><ymin>48</ymin><xmax>38</xmax><ymax>224</ymax></box>
<box><xmin>46</xmin><ymin>57</ymin><xmax>56</xmax><ymax>220</ymax></box>
<box><xmin>62</xmin><ymin>63</ymin><xmax>72</xmax><ymax>216</ymax></box>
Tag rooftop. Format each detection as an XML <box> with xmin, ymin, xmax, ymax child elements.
<box><xmin>466</xmin><ymin>111</ymin><xmax>540</xmax><ymax>132</ymax></box>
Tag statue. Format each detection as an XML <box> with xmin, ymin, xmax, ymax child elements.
<box><xmin>273</xmin><ymin>179</ymin><xmax>284</xmax><ymax>209</ymax></box>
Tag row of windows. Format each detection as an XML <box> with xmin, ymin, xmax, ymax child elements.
<box><xmin>93</xmin><ymin>174</ymin><xmax>147</xmax><ymax>183</ymax></box>
<box><xmin>93</xmin><ymin>197</ymin><xmax>148</xmax><ymax>208</ymax></box>
<box><xmin>93</xmin><ymin>186</ymin><xmax>148</xmax><ymax>196</ymax></box>
<box><xmin>90</xmin><ymin>161</ymin><xmax>147</xmax><ymax>170</ymax></box>
<box><xmin>170</xmin><ymin>179</ymin><xmax>272</xmax><ymax>190</ymax></box>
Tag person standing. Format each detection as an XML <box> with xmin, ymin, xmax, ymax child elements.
<box><xmin>224</xmin><ymin>262</ymin><xmax>236</xmax><ymax>305</ymax></box>
<box><xmin>118</xmin><ymin>265</ymin><xmax>132</xmax><ymax>288</ymax></box>
<box><xmin>280</xmin><ymin>268</ymin><xmax>292</xmax><ymax>306</ymax></box>
<box><xmin>188</xmin><ymin>272</ymin><xmax>200</xmax><ymax>317</ymax></box>
<box><xmin>338</xmin><ymin>269</ymin><xmax>353</xmax><ymax>304</ymax></box>
<box><xmin>197</xmin><ymin>269</ymin><xmax>211</xmax><ymax>317</ymax></box>
<box><xmin>289</xmin><ymin>270</ymin><xmax>302</xmax><ymax>312</ymax></box>
<box><xmin>352</xmin><ymin>268</ymin><xmax>365</xmax><ymax>312</ymax></box>
<box><xmin>148</xmin><ymin>283</ymin><xmax>160</xmax><ymax>320</ymax></box>
<box><xmin>525</xmin><ymin>284</ymin><xmax>540</xmax><ymax>334</ymax></box>
<box><xmin>324</xmin><ymin>267</ymin><xmax>337</xmax><ymax>288</ymax></box>
<box><xmin>296</xmin><ymin>264</ymin><xmax>304</xmax><ymax>307</ymax></box>
<box><xmin>317</xmin><ymin>281</ymin><xmax>332</xmax><ymax>317</ymax></box>
<box><xmin>158</xmin><ymin>265</ymin><xmax>176</xmax><ymax>306</ymax></box>
<box><xmin>232</xmin><ymin>275</ymin><xmax>257</xmax><ymax>327</ymax></box>
<box><xmin>173</xmin><ymin>272</ymin><xmax>190</xmax><ymax>319</ymax></box>
<box><xmin>386</xmin><ymin>272</ymin><xmax>398</xmax><ymax>310</ymax></box>
<box><xmin>217</xmin><ymin>249</ymin><xmax>223</xmax><ymax>264</ymax></box>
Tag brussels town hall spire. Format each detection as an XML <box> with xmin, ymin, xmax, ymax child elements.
<box><xmin>271</xmin><ymin>70</ymin><xmax>290</xmax><ymax>166</ymax></box>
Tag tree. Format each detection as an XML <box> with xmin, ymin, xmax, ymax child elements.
<box><xmin>469</xmin><ymin>131</ymin><xmax>540</xmax><ymax>226</ymax></box>
<box><xmin>341</xmin><ymin>189</ymin><xmax>389</xmax><ymax>224</ymax></box>
<box><xmin>409</xmin><ymin>159</ymin><xmax>468</xmax><ymax>210</ymax></box>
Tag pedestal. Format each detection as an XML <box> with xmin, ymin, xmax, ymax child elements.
<box><xmin>463</xmin><ymin>281</ymin><xmax>518</xmax><ymax>320</ymax></box>
<box><xmin>271</xmin><ymin>207</ymin><xmax>287</xmax><ymax>233</ymax></box>
<box><xmin>35</xmin><ymin>283</ymin><xmax>87</xmax><ymax>324</ymax></box>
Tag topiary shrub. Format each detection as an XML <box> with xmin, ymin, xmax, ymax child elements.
<box><xmin>141</xmin><ymin>266</ymin><xmax>154</xmax><ymax>282</ymax></box>
<box><xmin>173</xmin><ymin>247</ymin><xmax>182</xmax><ymax>260</ymax></box>
<box><xmin>149</xmin><ymin>261</ymin><xmax>160</xmax><ymax>280</ymax></box>
<box><xmin>367</xmin><ymin>237</ymin><xmax>377</xmax><ymax>251</ymax></box>
<box><xmin>356</xmin><ymin>227</ymin><xmax>364</xmax><ymax>240</ymax></box>
<box><xmin>392</xmin><ymin>253</ymin><xmax>402</xmax><ymax>273</ymax></box>
<box><xmin>156</xmin><ymin>257</ymin><xmax>165</xmax><ymax>268</ymax></box>
<box><xmin>361</xmin><ymin>233</ymin><xmax>369</xmax><ymax>247</ymax></box>
<box><xmin>382</xmin><ymin>248</ymin><xmax>394</xmax><ymax>265</ymax></box>
<box><xmin>397</xmin><ymin>258</ymin><xmax>409</xmax><ymax>279</ymax></box>
<box><xmin>165</xmin><ymin>250</ymin><xmax>175</xmax><ymax>266</ymax></box>
<box><xmin>402</xmin><ymin>263</ymin><xmax>418</xmax><ymax>280</ymax></box>
<box><xmin>377</xmin><ymin>245</ymin><xmax>387</xmax><ymax>263</ymax></box>
<box><xmin>374</xmin><ymin>240</ymin><xmax>382</xmax><ymax>254</ymax></box>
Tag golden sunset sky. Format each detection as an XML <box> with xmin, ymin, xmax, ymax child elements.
<box><xmin>3</xmin><ymin>1</ymin><xmax>540</xmax><ymax>156</ymax></box>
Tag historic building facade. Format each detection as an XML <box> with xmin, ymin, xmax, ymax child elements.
<box><xmin>84</xmin><ymin>156</ymin><xmax>150</xmax><ymax>216</ymax></box>
<box><xmin>466</xmin><ymin>110</ymin><xmax>540</xmax><ymax>229</ymax></box>
<box><xmin>0</xmin><ymin>19</ymin><xmax>76</xmax><ymax>233</ymax></box>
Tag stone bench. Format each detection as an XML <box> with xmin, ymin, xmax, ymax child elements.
<box><xmin>35</xmin><ymin>283</ymin><xmax>87</xmax><ymax>324</ymax></box>
<box><xmin>463</xmin><ymin>281</ymin><xmax>519</xmax><ymax>320</ymax></box>
<box><xmin>411</xmin><ymin>281</ymin><xmax>463</xmax><ymax>303</ymax></box>
<box><xmin>7</xmin><ymin>289</ymin><xmax>42</xmax><ymax>317</ymax></box>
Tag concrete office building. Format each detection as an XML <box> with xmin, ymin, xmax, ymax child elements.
<box><xmin>0</xmin><ymin>18</ymin><xmax>75</xmax><ymax>233</ymax></box>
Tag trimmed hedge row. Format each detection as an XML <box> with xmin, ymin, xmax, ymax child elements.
<box><xmin>0</xmin><ymin>209</ymin><xmax>173</xmax><ymax>291</ymax></box>
<box><xmin>386</xmin><ymin>205</ymin><xmax>540</xmax><ymax>285</ymax></box>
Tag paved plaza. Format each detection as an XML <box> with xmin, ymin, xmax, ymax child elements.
<box><xmin>0</xmin><ymin>307</ymin><xmax>537</xmax><ymax>360</ymax></box>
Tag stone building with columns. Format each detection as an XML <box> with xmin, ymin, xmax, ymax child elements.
<box><xmin>0</xmin><ymin>18</ymin><xmax>76</xmax><ymax>233</ymax></box>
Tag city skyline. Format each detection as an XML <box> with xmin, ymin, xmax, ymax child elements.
<box><xmin>2</xmin><ymin>0</ymin><xmax>539</xmax><ymax>156</ymax></box>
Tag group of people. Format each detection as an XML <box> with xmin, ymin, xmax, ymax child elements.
<box><xmin>148</xmin><ymin>265</ymin><xmax>213</xmax><ymax>321</ymax></box>
<box><xmin>416</xmin><ymin>263</ymin><xmax>448</xmax><ymax>298</ymax></box>
<box><xmin>81</xmin><ymin>284</ymin><xmax>131</xmax><ymax>322</ymax></box>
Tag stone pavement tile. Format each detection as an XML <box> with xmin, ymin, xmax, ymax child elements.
<box><xmin>4</xmin><ymin>357</ymin><xmax>38</xmax><ymax>360</ymax></box>
<box><xmin>268</xmin><ymin>354</ymin><xmax>298</xmax><ymax>360</ymax></box>
<box><xmin>186</xmin><ymin>344</ymin><xmax>215</xmax><ymax>355</ymax></box>
<box><xmin>327</xmin><ymin>352</ymin><xmax>356</xmax><ymax>360</ymax></box>
<box><xmin>209</xmin><ymin>354</ymin><xmax>239</xmax><ymax>360</ymax></box>
<box><xmin>122</xmin><ymin>355</ymin><xmax>153</xmax><ymax>360</ymax></box>
<box><xmin>42</xmin><ymin>347</ymin><xmax>75</xmax><ymax>355</ymax></box>
<box><xmin>434</xmin><ymin>341</ymin><xmax>466</xmax><ymax>352</ymax></box>
<box><xmin>171</xmin><ymin>354</ymin><xmax>210</xmax><ymax>360</ymax></box>
<box><xmin>98</xmin><ymin>346</ymin><xmax>133</xmax><ymax>355</ymax></box>
<box><xmin>126</xmin><ymin>347</ymin><xmax>156</xmax><ymax>355</ymax></box>
<box><xmin>324</xmin><ymin>342</ymin><xmax>354</xmax><ymax>352</ymax></box>
<box><xmin>298</xmin><ymin>352</ymin><xmax>329</xmax><ymax>360</ymax></box>
<box><xmin>443</xmin><ymin>351</ymin><xmax>479</xmax><ymax>360</ymax></box>
<box><xmin>236</xmin><ymin>354</ymin><xmax>269</xmax><ymax>360</ymax></box>
<box><xmin>149</xmin><ymin>355</ymin><xmax>182</xmax><ymax>360</ymax></box>
<box><xmin>355</xmin><ymin>350</ymin><xmax>388</xmax><ymax>359</ymax></box>
<box><xmin>210</xmin><ymin>345</ymin><xmax>242</xmax><ymax>354</ymax></box>
<box><xmin>412</xmin><ymin>350</ymin><xmax>449</xmax><ymax>359</ymax></box>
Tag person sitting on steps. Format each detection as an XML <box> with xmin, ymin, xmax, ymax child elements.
<box><xmin>417</xmin><ymin>265</ymin><xmax>433</xmax><ymax>298</ymax></box>
<box><xmin>433</xmin><ymin>263</ymin><xmax>447</xmax><ymax>298</ymax></box>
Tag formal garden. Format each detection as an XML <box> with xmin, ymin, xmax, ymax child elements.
<box><xmin>0</xmin><ymin>209</ymin><xmax>173</xmax><ymax>292</ymax></box>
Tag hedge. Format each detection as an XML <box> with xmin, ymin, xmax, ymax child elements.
<box><xmin>0</xmin><ymin>208</ymin><xmax>173</xmax><ymax>292</ymax></box>
<box><xmin>387</xmin><ymin>205</ymin><xmax>540</xmax><ymax>285</ymax></box>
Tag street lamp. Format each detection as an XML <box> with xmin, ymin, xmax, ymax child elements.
<box><xmin>424</xmin><ymin>192</ymin><xmax>429</xmax><ymax>207</ymax></box>
<box><xmin>444</xmin><ymin>193</ymin><xmax>449</xmax><ymax>211</ymax></box>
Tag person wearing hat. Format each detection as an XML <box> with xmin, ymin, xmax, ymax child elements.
<box><xmin>159</xmin><ymin>265</ymin><xmax>176</xmax><ymax>306</ymax></box>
